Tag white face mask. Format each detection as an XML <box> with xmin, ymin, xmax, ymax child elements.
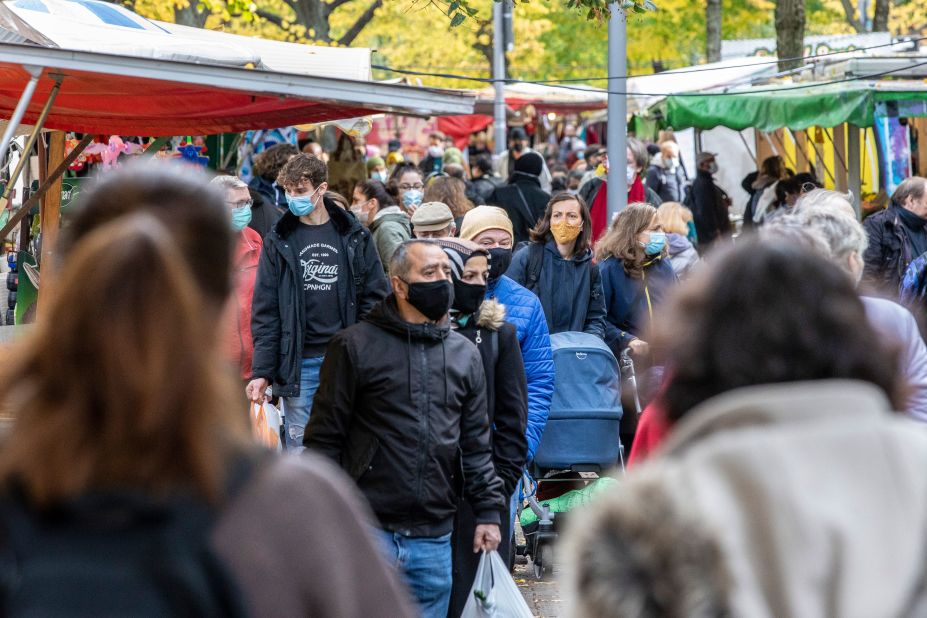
<box><xmin>707</xmin><ymin>162</ymin><xmax>719</xmax><ymax>174</ymax></box>
<box><xmin>351</xmin><ymin>200</ymin><xmax>370</xmax><ymax>225</ymax></box>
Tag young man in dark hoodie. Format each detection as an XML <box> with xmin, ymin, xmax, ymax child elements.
<box><xmin>247</xmin><ymin>154</ymin><xmax>388</xmax><ymax>450</ymax></box>
<box><xmin>304</xmin><ymin>240</ymin><xmax>505</xmax><ymax>618</ymax></box>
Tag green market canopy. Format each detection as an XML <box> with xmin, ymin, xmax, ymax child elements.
<box><xmin>657</xmin><ymin>81</ymin><xmax>927</xmax><ymax>131</ymax></box>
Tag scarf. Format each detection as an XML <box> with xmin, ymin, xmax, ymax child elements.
<box><xmin>591</xmin><ymin>175</ymin><xmax>646</xmax><ymax>242</ymax></box>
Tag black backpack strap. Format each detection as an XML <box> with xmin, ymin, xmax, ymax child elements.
<box><xmin>512</xmin><ymin>185</ymin><xmax>536</xmax><ymax>225</ymax></box>
<box><xmin>525</xmin><ymin>243</ymin><xmax>544</xmax><ymax>292</ymax></box>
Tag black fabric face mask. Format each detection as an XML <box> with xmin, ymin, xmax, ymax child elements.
<box><xmin>402</xmin><ymin>279</ymin><xmax>454</xmax><ymax>322</ymax></box>
<box><xmin>452</xmin><ymin>280</ymin><xmax>486</xmax><ymax>315</ymax></box>
<box><xmin>488</xmin><ymin>248</ymin><xmax>513</xmax><ymax>282</ymax></box>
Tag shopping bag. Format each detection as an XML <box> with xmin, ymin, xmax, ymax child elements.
<box><xmin>461</xmin><ymin>550</ymin><xmax>534</xmax><ymax>618</ymax></box>
<box><xmin>250</xmin><ymin>401</ymin><xmax>282</xmax><ymax>451</ymax></box>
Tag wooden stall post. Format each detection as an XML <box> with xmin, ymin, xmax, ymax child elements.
<box><xmin>36</xmin><ymin>130</ymin><xmax>65</xmax><ymax>316</ymax></box>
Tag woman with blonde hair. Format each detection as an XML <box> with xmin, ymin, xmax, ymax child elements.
<box><xmin>655</xmin><ymin>201</ymin><xmax>700</xmax><ymax>278</ymax></box>
<box><xmin>596</xmin><ymin>202</ymin><xmax>677</xmax><ymax>359</ymax></box>
<box><xmin>0</xmin><ymin>165</ymin><xmax>414</xmax><ymax>617</ymax></box>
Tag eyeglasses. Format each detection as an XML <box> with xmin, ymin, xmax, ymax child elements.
<box><xmin>399</xmin><ymin>183</ymin><xmax>424</xmax><ymax>191</ymax></box>
<box><xmin>228</xmin><ymin>199</ymin><xmax>254</xmax><ymax>209</ymax></box>
<box><xmin>800</xmin><ymin>182</ymin><xmax>820</xmax><ymax>194</ymax></box>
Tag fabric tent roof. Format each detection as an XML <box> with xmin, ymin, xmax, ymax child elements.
<box><xmin>0</xmin><ymin>43</ymin><xmax>474</xmax><ymax>136</ymax></box>
<box><xmin>0</xmin><ymin>0</ymin><xmax>372</xmax><ymax>79</ymax></box>
<box><xmin>475</xmin><ymin>82</ymin><xmax>607</xmax><ymax>114</ymax></box>
<box><xmin>659</xmin><ymin>80</ymin><xmax>927</xmax><ymax>131</ymax></box>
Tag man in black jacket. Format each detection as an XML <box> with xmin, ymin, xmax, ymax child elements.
<box><xmin>689</xmin><ymin>152</ymin><xmax>732</xmax><ymax>248</ymax></box>
<box><xmin>487</xmin><ymin>151</ymin><xmax>551</xmax><ymax>246</ymax></box>
<box><xmin>864</xmin><ymin>176</ymin><xmax>927</xmax><ymax>295</ymax></box>
<box><xmin>304</xmin><ymin>240</ymin><xmax>505</xmax><ymax>618</ymax></box>
<box><xmin>247</xmin><ymin>154</ymin><xmax>388</xmax><ymax>450</ymax></box>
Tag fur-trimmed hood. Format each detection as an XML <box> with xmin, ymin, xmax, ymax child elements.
<box><xmin>564</xmin><ymin>380</ymin><xmax>927</xmax><ymax>618</ymax></box>
<box><xmin>475</xmin><ymin>298</ymin><xmax>506</xmax><ymax>331</ymax></box>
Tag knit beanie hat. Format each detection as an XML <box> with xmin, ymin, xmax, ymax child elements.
<box><xmin>513</xmin><ymin>151</ymin><xmax>544</xmax><ymax>177</ymax></box>
<box><xmin>443</xmin><ymin>147</ymin><xmax>464</xmax><ymax>166</ymax></box>
<box><xmin>366</xmin><ymin>156</ymin><xmax>385</xmax><ymax>172</ymax></box>
<box><xmin>433</xmin><ymin>238</ymin><xmax>488</xmax><ymax>281</ymax></box>
<box><xmin>459</xmin><ymin>206</ymin><xmax>514</xmax><ymax>242</ymax></box>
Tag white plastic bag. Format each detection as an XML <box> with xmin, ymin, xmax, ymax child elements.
<box><xmin>250</xmin><ymin>400</ymin><xmax>283</xmax><ymax>451</ymax></box>
<box><xmin>461</xmin><ymin>550</ymin><xmax>534</xmax><ymax>618</ymax></box>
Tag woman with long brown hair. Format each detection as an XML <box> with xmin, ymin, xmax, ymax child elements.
<box><xmin>506</xmin><ymin>192</ymin><xmax>606</xmax><ymax>338</ymax></box>
<box><xmin>424</xmin><ymin>175</ymin><xmax>474</xmax><ymax>225</ymax></box>
<box><xmin>0</xmin><ymin>165</ymin><xmax>413</xmax><ymax>617</ymax></box>
<box><xmin>595</xmin><ymin>202</ymin><xmax>677</xmax><ymax>359</ymax></box>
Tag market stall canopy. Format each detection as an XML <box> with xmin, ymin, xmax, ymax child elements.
<box><xmin>625</xmin><ymin>57</ymin><xmax>779</xmax><ymax>115</ymax></box>
<box><xmin>0</xmin><ymin>0</ymin><xmax>371</xmax><ymax>79</ymax></box>
<box><xmin>0</xmin><ymin>43</ymin><xmax>474</xmax><ymax>135</ymax></box>
<box><xmin>657</xmin><ymin>80</ymin><xmax>927</xmax><ymax>131</ymax></box>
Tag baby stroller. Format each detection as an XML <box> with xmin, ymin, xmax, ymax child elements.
<box><xmin>517</xmin><ymin>332</ymin><xmax>624</xmax><ymax>579</ymax></box>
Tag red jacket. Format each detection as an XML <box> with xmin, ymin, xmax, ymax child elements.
<box><xmin>227</xmin><ymin>227</ymin><xmax>262</xmax><ymax>380</ymax></box>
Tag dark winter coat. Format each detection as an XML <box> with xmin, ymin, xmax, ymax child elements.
<box><xmin>467</xmin><ymin>176</ymin><xmax>502</xmax><ymax>206</ymax></box>
<box><xmin>246</xmin><ymin>188</ymin><xmax>282</xmax><ymax>239</ymax></box>
<box><xmin>599</xmin><ymin>255</ymin><xmax>676</xmax><ymax>353</ymax></box>
<box><xmin>863</xmin><ymin>203</ymin><xmax>920</xmax><ymax>294</ymax></box>
<box><xmin>248</xmin><ymin>175</ymin><xmax>287</xmax><ymax>210</ymax></box>
<box><xmin>304</xmin><ymin>296</ymin><xmax>505</xmax><ymax>537</ymax></box>
<box><xmin>689</xmin><ymin>169</ymin><xmax>731</xmax><ymax>246</ymax></box>
<box><xmin>455</xmin><ymin>299</ymin><xmax>528</xmax><ymax>496</ymax></box>
<box><xmin>645</xmin><ymin>157</ymin><xmax>687</xmax><ymax>203</ymax></box>
<box><xmin>448</xmin><ymin>299</ymin><xmax>528</xmax><ymax>617</ymax></box>
<box><xmin>250</xmin><ymin>198</ymin><xmax>389</xmax><ymax>397</ymax></box>
<box><xmin>487</xmin><ymin>175</ymin><xmax>551</xmax><ymax>246</ymax></box>
<box><xmin>506</xmin><ymin>240</ymin><xmax>607</xmax><ymax>339</ymax></box>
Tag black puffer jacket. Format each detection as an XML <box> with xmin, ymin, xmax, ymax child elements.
<box><xmin>304</xmin><ymin>296</ymin><xmax>505</xmax><ymax>537</ymax></box>
<box><xmin>250</xmin><ymin>198</ymin><xmax>388</xmax><ymax>397</ymax></box>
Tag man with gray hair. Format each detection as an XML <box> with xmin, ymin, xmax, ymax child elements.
<box><xmin>863</xmin><ymin>176</ymin><xmax>927</xmax><ymax>294</ymax></box>
<box><xmin>766</xmin><ymin>206</ymin><xmax>927</xmax><ymax>422</ymax></box>
<box><xmin>305</xmin><ymin>239</ymin><xmax>504</xmax><ymax>618</ymax></box>
<box><xmin>210</xmin><ymin>175</ymin><xmax>263</xmax><ymax>384</ymax></box>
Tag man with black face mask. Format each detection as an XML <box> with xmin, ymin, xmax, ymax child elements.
<box><xmin>459</xmin><ymin>207</ymin><xmax>554</xmax><ymax>467</ymax></box>
<box><xmin>304</xmin><ymin>240</ymin><xmax>504</xmax><ymax>618</ymax></box>
<box><xmin>492</xmin><ymin>126</ymin><xmax>553</xmax><ymax>193</ymax></box>
<box><xmin>436</xmin><ymin>239</ymin><xmax>528</xmax><ymax>617</ymax></box>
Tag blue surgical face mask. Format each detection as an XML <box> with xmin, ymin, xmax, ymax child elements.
<box><xmin>372</xmin><ymin>171</ymin><xmax>388</xmax><ymax>183</ymax></box>
<box><xmin>286</xmin><ymin>188</ymin><xmax>320</xmax><ymax>217</ymax></box>
<box><xmin>403</xmin><ymin>189</ymin><xmax>423</xmax><ymax>211</ymax></box>
<box><xmin>626</xmin><ymin>165</ymin><xmax>636</xmax><ymax>184</ymax></box>
<box><xmin>231</xmin><ymin>205</ymin><xmax>252</xmax><ymax>231</ymax></box>
<box><xmin>642</xmin><ymin>231</ymin><xmax>666</xmax><ymax>256</ymax></box>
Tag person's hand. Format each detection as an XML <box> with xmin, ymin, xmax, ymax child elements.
<box><xmin>473</xmin><ymin>524</ymin><xmax>501</xmax><ymax>553</ymax></box>
<box><xmin>246</xmin><ymin>378</ymin><xmax>269</xmax><ymax>403</ymax></box>
<box><xmin>627</xmin><ymin>338</ymin><xmax>649</xmax><ymax>357</ymax></box>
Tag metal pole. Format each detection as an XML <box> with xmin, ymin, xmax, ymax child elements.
<box><xmin>847</xmin><ymin>123</ymin><xmax>862</xmax><ymax>217</ymax></box>
<box><xmin>606</xmin><ymin>3</ymin><xmax>628</xmax><ymax>221</ymax></box>
<box><xmin>492</xmin><ymin>1</ymin><xmax>506</xmax><ymax>156</ymax></box>
<box><xmin>0</xmin><ymin>74</ymin><xmax>64</xmax><ymax>212</ymax></box>
<box><xmin>0</xmin><ymin>65</ymin><xmax>43</xmax><ymax>171</ymax></box>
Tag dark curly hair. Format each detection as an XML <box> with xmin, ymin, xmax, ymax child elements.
<box><xmin>659</xmin><ymin>238</ymin><xmax>904</xmax><ymax>422</ymax></box>
<box><xmin>252</xmin><ymin>143</ymin><xmax>298</xmax><ymax>181</ymax></box>
<box><xmin>276</xmin><ymin>153</ymin><xmax>327</xmax><ymax>190</ymax></box>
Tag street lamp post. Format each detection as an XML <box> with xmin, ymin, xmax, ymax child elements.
<box><xmin>493</xmin><ymin>1</ymin><xmax>507</xmax><ymax>156</ymax></box>
<box><xmin>606</xmin><ymin>3</ymin><xmax>628</xmax><ymax>221</ymax></box>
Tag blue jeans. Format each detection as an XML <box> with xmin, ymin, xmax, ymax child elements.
<box><xmin>283</xmin><ymin>355</ymin><xmax>324</xmax><ymax>451</ymax></box>
<box><xmin>374</xmin><ymin>530</ymin><xmax>453</xmax><ymax>618</ymax></box>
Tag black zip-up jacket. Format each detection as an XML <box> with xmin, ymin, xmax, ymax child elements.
<box><xmin>863</xmin><ymin>203</ymin><xmax>918</xmax><ymax>295</ymax></box>
<box><xmin>250</xmin><ymin>198</ymin><xmax>388</xmax><ymax>397</ymax></box>
<box><xmin>304</xmin><ymin>296</ymin><xmax>505</xmax><ymax>537</ymax></box>
<box><xmin>487</xmin><ymin>176</ymin><xmax>551</xmax><ymax>247</ymax></box>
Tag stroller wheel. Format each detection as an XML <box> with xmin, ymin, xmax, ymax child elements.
<box><xmin>532</xmin><ymin>544</ymin><xmax>554</xmax><ymax>580</ymax></box>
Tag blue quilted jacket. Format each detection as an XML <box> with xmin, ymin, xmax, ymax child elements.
<box><xmin>486</xmin><ymin>275</ymin><xmax>555</xmax><ymax>461</ymax></box>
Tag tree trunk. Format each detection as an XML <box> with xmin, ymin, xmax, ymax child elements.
<box><xmin>873</xmin><ymin>0</ymin><xmax>889</xmax><ymax>32</ymax></box>
<box><xmin>174</xmin><ymin>3</ymin><xmax>209</xmax><ymax>28</ymax></box>
<box><xmin>775</xmin><ymin>0</ymin><xmax>805</xmax><ymax>72</ymax></box>
<box><xmin>290</xmin><ymin>0</ymin><xmax>332</xmax><ymax>42</ymax></box>
<box><xmin>706</xmin><ymin>0</ymin><xmax>722</xmax><ymax>63</ymax></box>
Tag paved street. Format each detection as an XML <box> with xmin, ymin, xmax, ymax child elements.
<box><xmin>514</xmin><ymin>523</ymin><xmax>562</xmax><ymax>617</ymax></box>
